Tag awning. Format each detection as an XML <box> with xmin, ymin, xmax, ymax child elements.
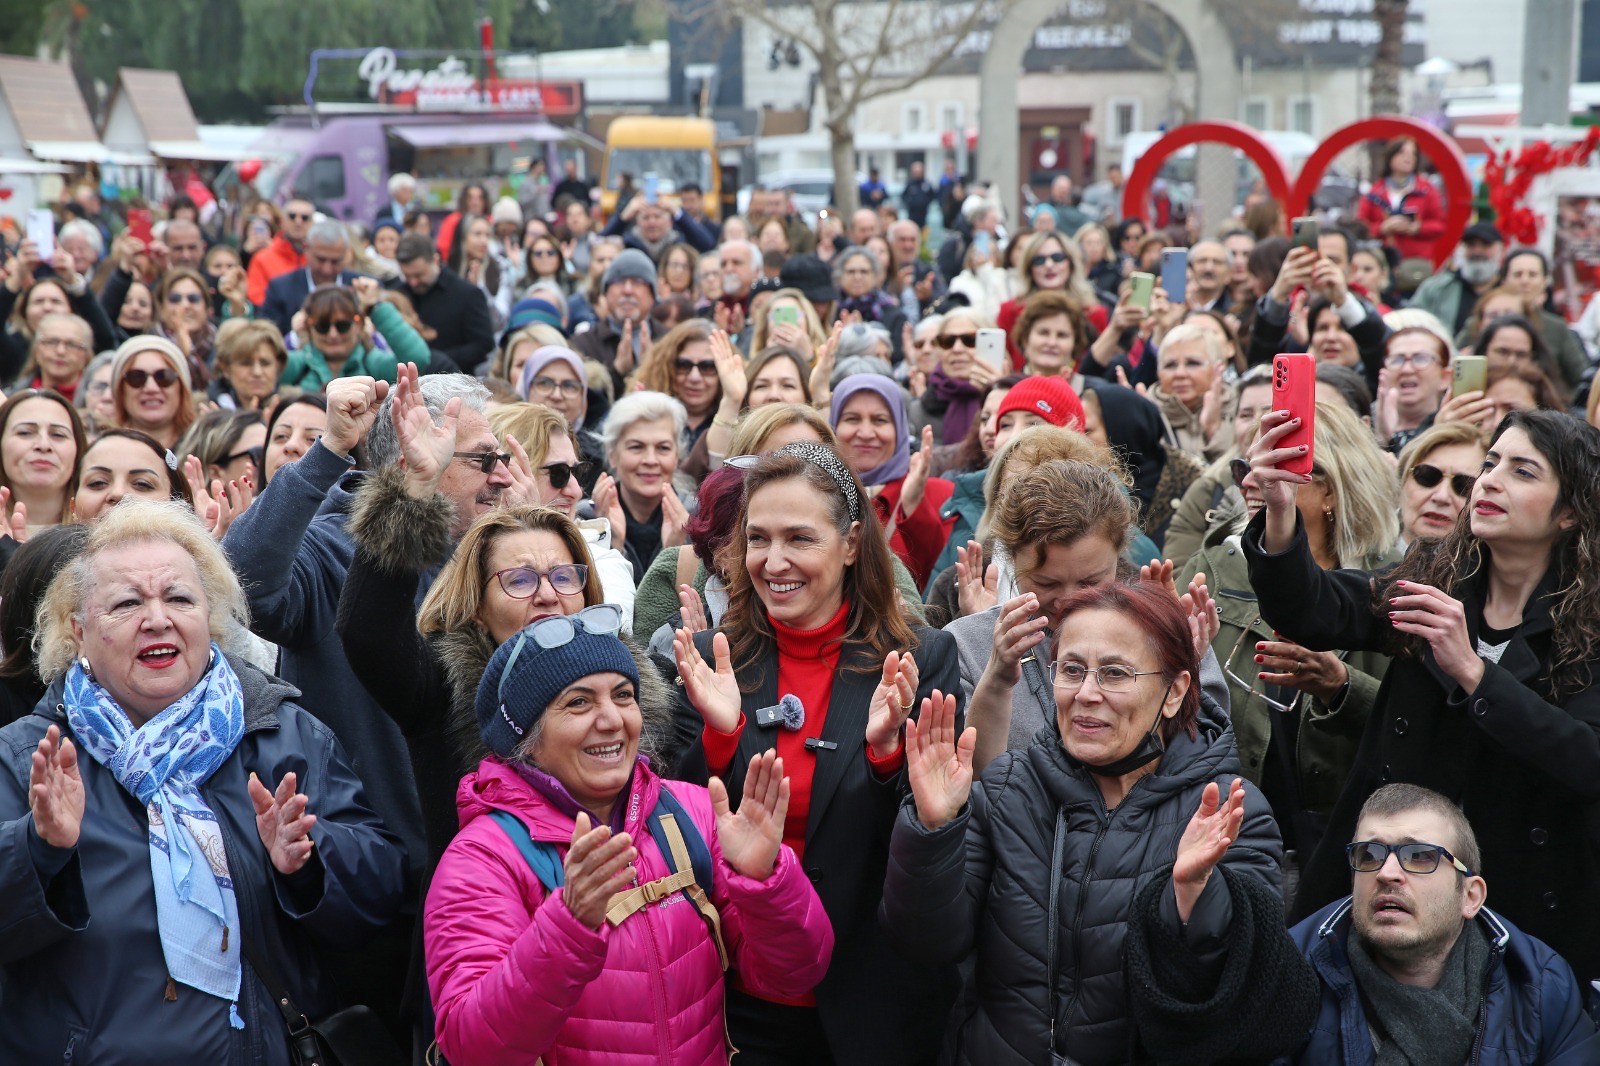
<box><xmin>389</xmin><ymin>121</ymin><xmax>580</xmax><ymax>148</ymax></box>
<box><xmin>104</xmin><ymin>150</ymin><xmax>158</xmax><ymax>166</ymax></box>
<box><xmin>149</xmin><ymin>139</ymin><xmax>260</xmax><ymax>162</ymax></box>
<box><xmin>28</xmin><ymin>140</ymin><xmax>109</xmax><ymax>163</ymax></box>
<box><xmin>0</xmin><ymin>157</ymin><xmax>72</xmax><ymax>175</ymax></box>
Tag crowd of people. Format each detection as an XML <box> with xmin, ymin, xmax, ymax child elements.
<box><xmin>2</xmin><ymin>135</ymin><xmax>1600</xmax><ymax>1064</ymax></box>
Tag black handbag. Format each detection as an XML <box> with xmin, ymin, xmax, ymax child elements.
<box><xmin>237</xmin><ymin>927</ymin><xmax>407</xmax><ymax>1066</ymax></box>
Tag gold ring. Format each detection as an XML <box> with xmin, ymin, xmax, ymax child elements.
<box><xmin>899</xmin><ymin>699</ymin><xmax>915</xmax><ymax>710</ymax></box>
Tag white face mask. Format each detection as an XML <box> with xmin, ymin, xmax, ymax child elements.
<box><xmin>1458</xmin><ymin>256</ymin><xmax>1500</xmax><ymax>286</ymax></box>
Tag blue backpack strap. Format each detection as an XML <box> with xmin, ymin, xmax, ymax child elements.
<box><xmin>487</xmin><ymin>810</ymin><xmax>566</xmax><ymax>893</ymax></box>
<box><xmin>650</xmin><ymin>785</ymin><xmax>714</xmax><ymax>892</ymax></box>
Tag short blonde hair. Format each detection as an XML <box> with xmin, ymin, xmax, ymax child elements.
<box><xmin>727</xmin><ymin>402</ymin><xmax>837</xmax><ymax>456</ymax></box>
<box><xmin>34</xmin><ymin>499</ymin><xmax>251</xmax><ymax>681</ymax></box>
<box><xmin>489</xmin><ymin>402</ymin><xmax>573</xmax><ymax>471</ymax></box>
<box><xmin>493</xmin><ymin>323</ymin><xmax>567</xmax><ymax>382</ymax></box>
<box><xmin>213</xmin><ymin>318</ymin><xmax>288</xmax><ymax>371</ymax></box>
<box><xmin>1159</xmin><ymin>321</ymin><xmax>1226</xmax><ymax>365</ymax></box>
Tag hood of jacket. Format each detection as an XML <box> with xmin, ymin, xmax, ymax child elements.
<box><xmin>455</xmin><ymin>748</ymin><xmax>666</xmax><ymax>844</ymax></box>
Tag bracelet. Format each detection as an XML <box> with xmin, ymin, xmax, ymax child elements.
<box><xmin>712</xmin><ymin>416</ymin><xmax>738</xmax><ymax>430</ymax></box>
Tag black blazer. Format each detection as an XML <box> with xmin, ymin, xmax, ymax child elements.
<box><xmin>261</xmin><ymin>268</ymin><xmax>365</xmax><ymax>335</ymax></box>
<box><xmin>674</xmin><ymin>623</ymin><xmax>964</xmax><ymax>1066</ymax></box>
<box><xmin>1244</xmin><ymin>510</ymin><xmax>1600</xmax><ymax>986</ymax></box>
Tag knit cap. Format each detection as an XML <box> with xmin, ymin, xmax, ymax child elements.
<box><xmin>996</xmin><ymin>375</ymin><xmax>1086</xmax><ymax>431</ymax></box>
<box><xmin>601</xmin><ymin>248</ymin><xmax>657</xmax><ymax>291</ymax></box>
<box><xmin>111</xmin><ymin>335</ymin><xmax>192</xmax><ymax>392</ymax></box>
<box><xmin>475</xmin><ymin>607</ymin><xmax>638</xmax><ymax>759</ymax></box>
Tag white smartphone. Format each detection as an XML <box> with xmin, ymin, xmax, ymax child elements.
<box><xmin>975</xmin><ymin>327</ymin><xmax>1007</xmax><ymax>372</ymax></box>
<box><xmin>27</xmin><ymin>209</ymin><xmax>54</xmax><ymax>260</ymax></box>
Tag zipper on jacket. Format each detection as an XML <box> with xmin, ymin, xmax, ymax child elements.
<box><xmin>1060</xmin><ymin>806</ymin><xmax>1111</xmax><ymax>1030</ymax></box>
<box><xmin>1466</xmin><ymin>943</ymin><xmax>1504</xmax><ymax>1066</ymax></box>
<box><xmin>641</xmin><ymin>878</ymin><xmax>674</xmax><ymax>1061</ymax></box>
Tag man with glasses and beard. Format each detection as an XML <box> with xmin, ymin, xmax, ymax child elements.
<box><xmin>1129</xmin><ymin>784</ymin><xmax>1600</xmax><ymax>1064</ymax></box>
<box><xmin>246</xmin><ymin>197</ymin><xmax>317</xmax><ymax>306</ymax></box>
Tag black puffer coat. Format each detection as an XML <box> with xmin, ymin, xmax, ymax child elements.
<box><xmin>880</xmin><ymin>703</ymin><xmax>1283</xmax><ymax>1065</ymax></box>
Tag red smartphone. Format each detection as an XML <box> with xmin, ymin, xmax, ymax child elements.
<box><xmin>127</xmin><ymin>208</ymin><xmax>153</xmax><ymax>247</ymax></box>
<box><xmin>1271</xmin><ymin>353</ymin><xmax>1316</xmax><ymax>477</ymax></box>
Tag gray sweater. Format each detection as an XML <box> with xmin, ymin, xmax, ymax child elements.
<box><xmin>945</xmin><ymin>603</ymin><xmax>1232</xmax><ymax>756</ymax></box>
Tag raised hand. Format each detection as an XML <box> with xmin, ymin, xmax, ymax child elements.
<box><xmin>1199</xmin><ymin>370</ymin><xmax>1225</xmax><ymax>439</ymax></box>
<box><xmin>677</xmin><ymin>583</ymin><xmax>710</xmax><ymax>635</ymax></box>
<box><xmin>562</xmin><ymin>812</ymin><xmax>636</xmax><ymax>929</ymax></box>
<box><xmin>955</xmin><ymin>540</ymin><xmax>998</xmax><ymax>618</ymax></box>
<box><xmin>248</xmin><ymin>771</ymin><xmax>317</xmax><ymax>876</ymax></box>
<box><xmin>206</xmin><ymin>477</ymin><xmax>255</xmax><ymax>542</ymax></box>
<box><xmin>898</xmin><ymin>424</ymin><xmax>935</xmax><ymax>519</ymax></box>
<box><xmin>49</xmin><ymin>247</ymin><xmax>79</xmax><ymax>289</ymax></box>
<box><xmin>809</xmin><ymin>320</ymin><xmax>843</xmax><ymax>405</ymax></box>
<box><xmin>29</xmin><ymin>725</ymin><xmax>83</xmax><ymax>849</ymax></box>
<box><xmin>501</xmin><ymin>433</ymin><xmax>540</xmax><ymax>507</ymax></box>
<box><xmin>865</xmin><ymin>650</ymin><xmax>919</xmax><ymax>759</ymax></box>
<box><xmin>615</xmin><ymin>320</ymin><xmax>637</xmax><ymax>378</ymax></box>
<box><xmin>388</xmin><ymin>363</ymin><xmax>455</xmax><ymax>496</ymax></box>
<box><xmin>1138</xmin><ymin>559</ymin><xmax>1179</xmax><ymax>600</ymax></box>
<box><xmin>674</xmin><ymin>628</ymin><xmax>741</xmax><ymax>733</ymax></box>
<box><xmin>0</xmin><ymin>485</ymin><xmax>28</xmax><ymax>543</ymax></box>
<box><xmin>350</xmin><ymin>276</ymin><xmax>382</xmax><ymax>311</ymax></box>
<box><xmin>1178</xmin><ymin>571</ymin><xmax>1220</xmax><ymax>656</ymax></box>
<box><xmin>1435</xmin><ymin>388</ymin><xmax>1496</xmax><ymax>432</ymax></box>
<box><xmin>591</xmin><ymin>472</ymin><xmax>627</xmax><ymax>546</ymax></box>
<box><xmin>905</xmin><ymin>690</ymin><xmax>974</xmax><ymax>830</ymax></box>
<box><xmin>709</xmin><ymin>328</ymin><xmax>746</xmax><ymax>409</ymax></box>
<box><xmin>1173</xmin><ymin>777</ymin><xmax>1246</xmax><ymax>922</ymax></box>
<box><xmin>325</xmin><ymin>372</ymin><xmax>390</xmax><ymax>458</ymax></box>
<box><xmin>218</xmin><ymin>266</ymin><xmax>250</xmax><ymax>313</ymax></box>
<box><xmin>711</xmin><ymin>750</ymin><xmax>788</xmax><ymax>880</ymax></box>
<box><xmin>660</xmin><ymin>489</ymin><xmax>690</xmax><ymax>549</ymax></box>
<box><xmin>1245</xmin><ymin>409</ymin><xmax>1311</xmax><ymax>551</ymax></box>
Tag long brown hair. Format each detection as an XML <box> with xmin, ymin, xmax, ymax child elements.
<box><xmin>715</xmin><ymin>452</ymin><xmax>915</xmax><ymax>686</ymax></box>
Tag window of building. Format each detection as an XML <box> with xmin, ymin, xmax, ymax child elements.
<box><xmin>1240</xmin><ymin>96</ymin><xmax>1271</xmax><ymax>130</ymax></box>
<box><xmin>1107</xmin><ymin>98</ymin><xmax>1142</xmax><ymax>144</ymax></box>
<box><xmin>1288</xmin><ymin>96</ymin><xmax>1317</xmax><ymax>136</ymax></box>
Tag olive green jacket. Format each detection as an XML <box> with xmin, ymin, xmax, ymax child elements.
<box><xmin>1180</xmin><ymin>528</ymin><xmax>1395</xmax><ymax>813</ymax></box>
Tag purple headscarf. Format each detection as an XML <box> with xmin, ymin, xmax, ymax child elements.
<box><xmin>517</xmin><ymin>345</ymin><xmax>588</xmax><ymax>428</ymax></box>
<box><xmin>829</xmin><ymin>372</ymin><xmax>910</xmax><ymax>486</ymax></box>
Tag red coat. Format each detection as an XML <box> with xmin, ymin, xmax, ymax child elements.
<box><xmin>872</xmin><ymin>475</ymin><xmax>955</xmax><ymax>589</ymax></box>
<box><xmin>245</xmin><ymin>235</ymin><xmax>305</xmax><ymax>307</ymax></box>
<box><xmin>1357</xmin><ymin>176</ymin><xmax>1445</xmax><ymax>262</ymax></box>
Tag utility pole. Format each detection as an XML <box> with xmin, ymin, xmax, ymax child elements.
<box><xmin>1521</xmin><ymin>0</ymin><xmax>1579</xmax><ymax>127</ymax></box>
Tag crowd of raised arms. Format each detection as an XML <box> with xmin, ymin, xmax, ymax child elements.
<box><xmin>4</xmin><ymin>140</ymin><xmax>1600</xmax><ymax>1065</ymax></box>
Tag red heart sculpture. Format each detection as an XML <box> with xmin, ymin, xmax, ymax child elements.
<box><xmin>0</xmin><ymin>188</ymin><xmax>13</xmax><ymax>201</ymax></box>
<box><xmin>1122</xmin><ymin>116</ymin><xmax>1472</xmax><ymax>268</ymax></box>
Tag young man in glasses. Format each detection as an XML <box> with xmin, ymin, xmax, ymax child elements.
<box><xmin>1130</xmin><ymin>783</ymin><xmax>1600</xmax><ymax>1062</ymax></box>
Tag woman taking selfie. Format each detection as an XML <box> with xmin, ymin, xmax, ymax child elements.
<box><xmin>884</xmin><ymin>581</ymin><xmax>1288</xmax><ymax>1066</ymax></box>
<box><xmin>673</xmin><ymin>443</ymin><xmax>964</xmax><ymax>1065</ymax></box>
<box><xmin>1244</xmin><ymin>408</ymin><xmax>1600</xmax><ymax>986</ymax></box>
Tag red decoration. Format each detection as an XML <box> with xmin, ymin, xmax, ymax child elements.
<box><xmin>1121</xmin><ymin>116</ymin><xmax>1477</xmax><ymax>267</ymax></box>
<box><xmin>1483</xmin><ymin>126</ymin><xmax>1600</xmax><ymax>247</ymax></box>
<box><xmin>237</xmin><ymin>159</ymin><xmax>262</xmax><ymax>184</ymax></box>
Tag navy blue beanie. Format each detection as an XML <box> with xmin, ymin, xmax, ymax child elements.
<box><xmin>476</xmin><ymin>618</ymin><xmax>640</xmax><ymax>759</ymax></box>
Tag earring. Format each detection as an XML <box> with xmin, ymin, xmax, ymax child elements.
<box><xmin>78</xmin><ymin>656</ymin><xmax>93</xmax><ymax>679</ymax></box>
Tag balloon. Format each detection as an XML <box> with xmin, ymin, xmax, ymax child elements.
<box><xmin>238</xmin><ymin>159</ymin><xmax>262</xmax><ymax>184</ymax></box>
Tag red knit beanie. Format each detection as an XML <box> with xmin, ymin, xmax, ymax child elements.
<box><xmin>995</xmin><ymin>375</ymin><xmax>1086</xmax><ymax>431</ymax></box>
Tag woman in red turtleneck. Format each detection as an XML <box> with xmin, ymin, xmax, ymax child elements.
<box><xmin>673</xmin><ymin>441</ymin><xmax>964</xmax><ymax>1066</ymax></box>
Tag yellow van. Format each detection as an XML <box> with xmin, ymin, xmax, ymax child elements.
<box><xmin>601</xmin><ymin>116</ymin><xmax>719</xmax><ymax>220</ymax></box>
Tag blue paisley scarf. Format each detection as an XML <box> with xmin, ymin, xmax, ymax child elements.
<box><xmin>64</xmin><ymin>644</ymin><xmax>247</xmax><ymax>1026</ymax></box>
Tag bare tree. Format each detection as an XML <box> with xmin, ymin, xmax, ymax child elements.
<box><xmin>1369</xmin><ymin>0</ymin><xmax>1409</xmax><ymax>173</ymax></box>
<box><xmin>678</xmin><ymin>0</ymin><xmax>1017</xmax><ymax>213</ymax></box>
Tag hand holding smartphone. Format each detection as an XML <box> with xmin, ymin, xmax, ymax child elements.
<box><xmin>1451</xmin><ymin>354</ymin><xmax>1487</xmax><ymax>398</ymax></box>
<box><xmin>1128</xmin><ymin>272</ymin><xmax>1155</xmax><ymax>310</ymax></box>
<box><xmin>1291</xmin><ymin>216</ymin><xmax>1319</xmax><ymax>251</ymax></box>
<box><xmin>1271</xmin><ymin>353</ymin><xmax>1316</xmax><ymax>477</ymax></box>
<box><xmin>975</xmin><ymin>327</ymin><xmax>1007</xmax><ymax>372</ymax></box>
<box><xmin>1159</xmin><ymin>248</ymin><xmax>1188</xmax><ymax>305</ymax></box>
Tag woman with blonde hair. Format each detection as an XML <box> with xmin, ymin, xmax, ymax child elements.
<box><xmin>208</xmin><ymin>318</ymin><xmax>287</xmax><ymax>410</ymax></box>
<box><xmin>1181</xmin><ymin>399</ymin><xmax>1400</xmax><ymax>869</ymax></box>
<box><xmin>748</xmin><ymin>287</ymin><xmax>828</xmax><ymax>360</ymax></box>
<box><xmin>994</xmin><ymin>230</ymin><xmax>1109</xmax><ymax>366</ymax></box>
<box><xmin>1149</xmin><ymin>320</ymin><xmax>1234</xmax><ymax>461</ymax></box>
<box><xmin>111</xmin><ymin>335</ymin><xmax>198</xmax><ymax>448</ymax></box>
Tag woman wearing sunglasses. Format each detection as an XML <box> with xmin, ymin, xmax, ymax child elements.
<box><xmin>153</xmin><ymin>268</ymin><xmax>221</xmax><ymax>387</ymax></box>
<box><xmin>994</xmin><ymin>230</ymin><xmax>1110</xmax><ymax>368</ymax></box>
<box><xmin>424</xmin><ymin>610</ymin><xmax>831</xmax><ymax>1066</ymax></box>
<box><xmin>632</xmin><ymin>319</ymin><xmax>722</xmax><ymax>453</ymax></box>
<box><xmin>176</xmin><ymin>408</ymin><xmax>266</xmax><ymax>490</ymax></box>
<box><xmin>281</xmin><ymin>281</ymin><xmax>430</xmax><ymax>392</ymax></box>
<box><xmin>1181</xmin><ymin>400</ymin><xmax>1400</xmax><ymax>878</ymax></box>
<box><xmin>672</xmin><ymin>442</ymin><xmax>962</xmax><ymax>1066</ymax></box>
<box><xmin>1396</xmin><ymin>421</ymin><xmax>1487</xmax><ymax>545</ymax></box>
<box><xmin>918</xmin><ymin>306</ymin><xmax>996</xmax><ymax>448</ymax></box>
<box><xmin>1246</xmin><ymin>407</ymin><xmax>1600</xmax><ymax>988</ymax></box>
<box><xmin>110</xmin><ymin>335</ymin><xmax>197</xmax><ymax>449</ymax></box>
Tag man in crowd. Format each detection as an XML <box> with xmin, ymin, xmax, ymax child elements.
<box><xmin>552</xmin><ymin>158</ymin><xmax>592</xmax><ymax>209</ymax></box>
<box><xmin>900</xmin><ymin>160</ymin><xmax>936</xmax><ymax>230</ymax></box>
<box><xmin>563</xmin><ymin>198</ymin><xmax>596</xmax><ymax>274</ymax></box>
<box><xmin>859</xmin><ymin>165</ymin><xmax>888</xmax><ymax>210</ymax></box>
<box><xmin>602</xmin><ymin>195</ymin><xmax>715</xmax><ymax>263</ymax></box>
<box><xmin>1317</xmin><ymin>227</ymin><xmax>1354</xmax><ymax>282</ymax></box>
<box><xmin>889</xmin><ymin>219</ymin><xmax>923</xmax><ymax>271</ymax></box>
<box><xmin>849</xmin><ymin>207</ymin><xmax>881</xmax><ymax>248</ymax></box>
<box><xmin>1409</xmin><ymin>222</ymin><xmax>1505</xmax><ymax>336</ymax></box>
<box><xmin>679</xmin><ymin>182</ymin><xmax>721</xmax><ymax>244</ymax></box>
<box><xmin>1038</xmin><ymin>174</ymin><xmax>1091</xmax><ymax>234</ymax></box>
<box><xmin>247</xmin><ymin>196</ymin><xmax>316</xmax><ymax>305</ymax></box>
<box><xmin>1185</xmin><ymin>239</ymin><xmax>1234</xmax><ymax>313</ymax></box>
<box><xmin>571</xmin><ymin>248</ymin><xmax>656</xmax><ymax>394</ymax></box>
<box><xmin>1222</xmin><ymin>226</ymin><xmax>1258</xmax><ymax>305</ymax></box>
<box><xmin>1081</xmin><ymin>163</ymin><xmax>1125</xmax><ymax>224</ymax></box>
<box><xmin>389</xmin><ymin>233</ymin><xmax>495</xmax><ymax>371</ymax></box>
<box><xmin>1498</xmin><ymin>247</ymin><xmax>1589</xmax><ymax>395</ymax></box>
<box><xmin>376</xmin><ymin>172</ymin><xmax>416</xmax><ymax>229</ymax></box>
<box><xmin>164</xmin><ymin>218</ymin><xmax>207</xmax><ymax>273</ymax></box>
<box><xmin>262</xmin><ymin>219</ymin><xmax>363</xmax><ymax>334</ymax></box>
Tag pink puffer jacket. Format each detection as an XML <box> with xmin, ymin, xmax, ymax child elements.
<box><xmin>424</xmin><ymin>757</ymin><xmax>834</xmax><ymax>1065</ymax></box>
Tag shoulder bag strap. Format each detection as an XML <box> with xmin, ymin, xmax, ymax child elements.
<box><xmin>1043</xmin><ymin>808</ymin><xmax>1068</xmax><ymax>1059</ymax></box>
<box><xmin>236</xmin><ymin>923</ymin><xmax>328</xmax><ymax>1066</ymax></box>
<box><xmin>487</xmin><ymin>809</ymin><xmax>566</xmax><ymax>893</ymax></box>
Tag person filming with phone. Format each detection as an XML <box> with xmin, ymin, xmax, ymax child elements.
<box><xmin>1241</xmin><ymin>406</ymin><xmax>1600</xmax><ymax>992</ymax></box>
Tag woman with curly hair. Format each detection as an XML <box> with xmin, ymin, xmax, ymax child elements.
<box><xmin>631</xmin><ymin>319</ymin><xmax>721</xmax><ymax>450</ymax></box>
<box><xmin>1244</xmin><ymin>408</ymin><xmax>1600</xmax><ymax>986</ymax></box>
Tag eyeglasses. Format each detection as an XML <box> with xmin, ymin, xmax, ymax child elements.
<box><xmin>1346</xmin><ymin>841</ymin><xmax>1474</xmax><ymax>877</ymax></box>
<box><xmin>1221</xmin><ymin>621</ymin><xmax>1301</xmax><ymax>714</ymax></box>
<box><xmin>312</xmin><ymin>317</ymin><xmax>358</xmax><ymax>336</ymax></box>
<box><xmin>1384</xmin><ymin>349</ymin><xmax>1442</xmax><ymax>370</ymax></box>
<box><xmin>541</xmin><ymin>460</ymin><xmax>594</xmax><ymax>489</ymax></box>
<box><xmin>1049</xmin><ymin>660</ymin><xmax>1163</xmax><ymax>691</ymax></box>
<box><xmin>487</xmin><ymin>562</ymin><xmax>590</xmax><ymax>599</ymax></box>
<box><xmin>529</xmin><ymin>375</ymin><xmax>585</xmax><ymax>398</ymax></box>
<box><xmin>936</xmin><ymin>332</ymin><xmax>977</xmax><ymax>350</ymax></box>
<box><xmin>495</xmin><ymin>603</ymin><xmax>626</xmax><ymax>704</ymax></box>
<box><xmin>1030</xmin><ymin>251</ymin><xmax>1069</xmax><ymax>269</ymax></box>
<box><xmin>224</xmin><ymin>445</ymin><xmax>264</xmax><ymax>470</ymax></box>
<box><xmin>530</xmin><ymin>248</ymin><xmax>559</xmax><ymax>259</ymax></box>
<box><xmin>1410</xmin><ymin>463</ymin><xmax>1476</xmax><ymax>500</ymax></box>
<box><xmin>453</xmin><ymin>449</ymin><xmax>512</xmax><ymax>473</ymax></box>
<box><xmin>123</xmin><ymin>367</ymin><xmax>180</xmax><ymax>389</ymax></box>
<box><xmin>285</xmin><ymin>211</ymin><xmax>313</xmax><ymax>222</ymax></box>
<box><xmin>36</xmin><ymin>337</ymin><xmax>91</xmax><ymax>355</ymax></box>
<box><xmin>675</xmin><ymin>358</ymin><xmax>717</xmax><ymax>376</ymax></box>
<box><xmin>166</xmin><ymin>292</ymin><xmax>207</xmax><ymax>306</ymax></box>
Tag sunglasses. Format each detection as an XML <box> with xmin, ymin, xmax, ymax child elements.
<box><xmin>166</xmin><ymin>292</ymin><xmax>207</xmax><ymax>306</ymax></box>
<box><xmin>224</xmin><ymin>445</ymin><xmax>264</xmax><ymax>470</ymax></box>
<box><xmin>123</xmin><ymin>367</ymin><xmax>180</xmax><ymax>389</ymax></box>
<box><xmin>936</xmin><ymin>332</ymin><xmax>977</xmax><ymax>350</ymax></box>
<box><xmin>530</xmin><ymin>248</ymin><xmax>560</xmax><ymax>258</ymax></box>
<box><xmin>1410</xmin><ymin>463</ymin><xmax>1476</xmax><ymax>500</ymax></box>
<box><xmin>1030</xmin><ymin>250</ymin><xmax>1070</xmax><ymax>268</ymax></box>
<box><xmin>1346</xmin><ymin>840</ymin><xmax>1474</xmax><ymax>877</ymax></box>
<box><xmin>285</xmin><ymin>212</ymin><xmax>313</xmax><ymax>222</ymax></box>
<box><xmin>541</xmin><ymin>460</ymin><xmax>594</xmax><ymax>489</ymax></box>
<box><xmin>487</xmin><ymin>562</ymin><xmax>589</xmax><ymax>600</ymax></box>
<box><xmin>495</xmin><ymin>604</ymin><xmax>626</xmax><ymax>705</ymax></box>
<box><xmin>675</xmin><ymin>358</ymin><xmax>717</xmax><ymax>376</ymax></box>
<box><xmin>312</xmin><ymin>318</ymin><xmax>358</xmax><ymax>336</ymax></box>
<box><xmin>453</xmin><ymin>449</ymin><xmax>512</xmax><ymax>473</ymax></box>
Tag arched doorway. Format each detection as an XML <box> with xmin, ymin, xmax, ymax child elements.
<box><xmin>977</xmin><ymin>0</ymin><xmax>1238</xmax><ymax>225</ymax></box>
